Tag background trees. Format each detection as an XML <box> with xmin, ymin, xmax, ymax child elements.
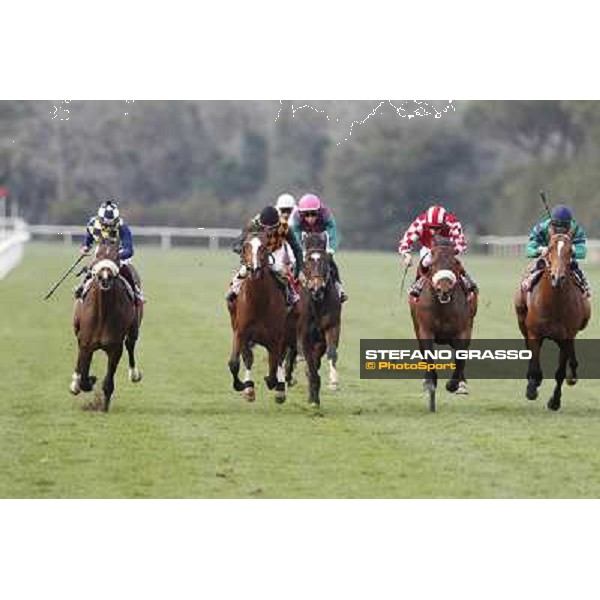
<box><xmin>2</xmin><ymin>100</ymin><xmax>600</xmax><ymax>247</ymax></box>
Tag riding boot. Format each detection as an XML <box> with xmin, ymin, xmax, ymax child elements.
<box><xmin>572</xmin><ymin>261</ymin><xmax>592</xmax><ymax>297</ymax></box>
<box><xmin>409</xmin><ymin>276</ymin><xmax>425</xmax><ymax>297</ymax></box>
<box><xmin>461</xmin><ymin>273</ymin><xmax>478</xmax><ymax>294</ymax></box>
<box><xmin>335</xmin><ymin>281</ymin><xmax>348</xmax><ymax>303</ymax></box>
<box><xmin>225</xmin><ymin>266</ymin><xmax>247</xmax><ymax>302</ymax></box>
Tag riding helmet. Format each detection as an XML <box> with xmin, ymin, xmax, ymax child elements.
<box><xmin>259</xmin><ymin>206</ymin><xmax>280</xmax><ymax>227</ymax></box>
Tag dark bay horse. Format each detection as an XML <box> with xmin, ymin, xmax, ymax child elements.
<box><xmin>227</xmin><ymin>231</ymin><xmax>289</xmax><ymax>403</ymax></box>
<box><xmin>70</xmin><ymin>241</ymin><xmax>143</xmax><ymax>411</ymax></box>
<box><xmin>409</xmin><ymin>238</ymin><xmax>477</xmax><ymax>412</ymax></box>
<box><xmin>297</xmin><ymin>232</ymin><xmax>342</xmax><ymax>406</ymax></box>
<box><xmin>515</xmin><ymin>232</ymin><xmax>591</xmax><ymax>411</ymax></box>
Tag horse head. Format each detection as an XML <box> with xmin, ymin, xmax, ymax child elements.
<box><xmin>430</xmin><ymin>237</ymin><xmax>458</xmax><ymax>304</ymax></box>
<box><xmin>302</xmin><ymin>233</ymin><xmax>330</xmax><ymax>301</ymax></box>
<box><xmin>90</xmin><ymin>241</ymin><xmax>121</xmax><ymax>292</ymax></box>
<box><xmin>241</xmin><ymin>231</ymin><xmax>272</xmax><ymax>278</ymax></box>
<box><xmin>547</xmin><ymin>232</ymin><xmax>573</xmax><ymax>289</ymax></box>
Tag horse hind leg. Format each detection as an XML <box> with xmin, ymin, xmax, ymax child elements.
<box><xmin>125</xmin><ymin>329</ymin><xmax>143</xmax><ymax>383</ymax></box>
<box><xmin>325</xmin><ymin>327</ymin><xmax>340</xmax><ymax>391</ymax></box>
<box><xmin>228</xmin><ymin>334</ymin><xmax>245</xmax><ymax>392</ymax></box>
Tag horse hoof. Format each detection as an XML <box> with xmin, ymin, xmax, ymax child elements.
<box><xmin>70</xmin><ymin>373</ymin><xmax>81</xmax><ymax>395</ymax></box>
<box><xmin>456</xmin><ymin>382</ymin><xmax>469</xmax><ymax>395</ymax></box>
<box><xmin>243</xmin><ymin>386</ymin><xmax>255</xmax><ymax>402</ymax></box>
<box><xmin>446</xmin><ymin>380</ymin><xmax>459</xmax><ymax>393</ymax></box>
<box><xmin>328</xmin><ymin>381</ymin><xmax>339</xmax><ymax>391</ymax></box>
<box><xmin>526</xmin><ymin>386</ymin><xmax>538</xmax><ymax>400</ymax></box>
<box><xmin>566</xmin><ymin>377</ymin><xmax>577</xmax><ymax>386</ymax></box>
<box><xmin>275</xmin><ymin>393</ymin><xmax>286</xmax><ymax>404</ymax></box>
<box><xmin>547</xmin><ymin>398</ymin><xmax>561</xmax><ymax>411</ymax></box>
<box><xmin>309</xmin><ymin>400</ymin><xmax>320</xmax><ymax>408</ymax></box>
<box><xmin>129</xmin><ymin>367</ymin><xmax>143</xmax><ymax>383</ymax></box>
<box><xmin>264</xmin><ymin>376</ymin><xmax>277</xmax><ymax>390</ymax></box>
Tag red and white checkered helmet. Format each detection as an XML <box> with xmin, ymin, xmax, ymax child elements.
<box><xmin>425</xmin><ymin>205</ymin><xmax>447</xmax><ymax>227</ymax></box>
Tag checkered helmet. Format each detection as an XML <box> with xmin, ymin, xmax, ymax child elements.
<box><xmin>97</xmin><ymin>200</ymin><xmax>120</xmax><ymax>226</ymax></box>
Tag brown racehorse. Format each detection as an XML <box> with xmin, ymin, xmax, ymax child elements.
<box><xmin>515</xmin><ymin>232</ymin><xmax>591</xmax><ymax>411</ymax></box>
<box><xmin>409</xmin><ymin>237</ymin><xmax>477</xmax><ymax>412</ymax></box>
<box><xmin>297</xmin><ymin>232</ymin><xmax>342</xmax><ymax>407</ymax></box>
<box><xmin>70</xmin><ymin>240</ymin><xmax>143</xmax><ymax>411</ymax></box>
<box><xmin>227</xmin><ymin>230</ymin><xmax>289</xmax><ymax>403</ymax></box>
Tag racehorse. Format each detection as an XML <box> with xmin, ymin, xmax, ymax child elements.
<box><xmin>409</xmin><ymin>237</ymin><xmax>477</xmax><ymax>412</ymax></box>
<box><xmin>70</xmin><ymin>240</ymin><xmax>143</xmax><ymax>411</ymax></box>
<box><xmin>227</xmin><ymin>230</ymin><xmax>289</xmax><ymax>403</ymax></box>
<box><xmin>297</xmin><ymin>232</ymin><xmax>342</xmax><ymax>406</ymax></box>
<box><xmin>515</xmin><ymin>232</ymin><xmax>591</xmax><ymax>411</ymax></box>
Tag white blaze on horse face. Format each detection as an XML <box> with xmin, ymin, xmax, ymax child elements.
<box><xmin>310</xmin><ymin>252</ymin><xmax>321</xmax><ymax>261</ymax></box>
<box><xmin>92</xmin><ymin>259</ymin><xmax>119</xmax><ymax>277</ymax></box>
<box><xmin>432</xmin><ymin>269</ymin><xmax>457</xmax><ymax>287</ymax></box>
<box><xmin>249</xmin><ymin>237</ymin><xmax>261</xmax><ymax>271</ymax></box>
<box><xmin>557</xmin><ymin>240</ymin><xmax>564</xmax><ymax>258</ymax></box>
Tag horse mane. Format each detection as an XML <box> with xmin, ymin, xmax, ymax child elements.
<box><xmin>304</xmin><ymin>232</ymin><xmax>327</xmax><ymax>251</ymax></box>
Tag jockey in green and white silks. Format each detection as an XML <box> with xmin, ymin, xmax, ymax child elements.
<box><xmin>523</xmin><ymin>204</ymin><xmax>591</xmax><ymax>296</ymax></box>
<box><xmin>289</xmin><ymin>193</ymin><xmax>347</xmax><ymax>303</ymax></box>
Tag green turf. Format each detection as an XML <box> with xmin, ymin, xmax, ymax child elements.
<box><xmin>1</xmin><ymin>242</ymin><xmax>600</xmax><ymax>498</ymax></box>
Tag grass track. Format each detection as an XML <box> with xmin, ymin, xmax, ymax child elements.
<box><xmin>1</xmin><ymin>242</ymin><xmax>600</xmax><ymax>498</ymax></box>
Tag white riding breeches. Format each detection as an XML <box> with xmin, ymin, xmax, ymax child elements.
<box><xmin>420</xmin><ymin>246</ymin><xmax>432</xmax><ymax>268</ymax></box>
<box><xmin>271</xmin><ymin>242</ymin><xmax>296</xmax><ymax>276</ymax></box>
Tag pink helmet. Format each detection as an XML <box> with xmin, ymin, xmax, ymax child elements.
<box><xmin>298</xmin><ymin>194</ymin><xmax>322</xmax><ymax>212</ymax></box>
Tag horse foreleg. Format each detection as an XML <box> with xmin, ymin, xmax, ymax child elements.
<box><xmin>418</xmin><ymin>336</ymin><xmax>437</xmax><ymax>412</ymax></box>
<box><xmin>447</xmin><ymin>337</ymin><xmax>469</xmax><ymax>394</ymax></box>
<box><xmin>125</xmin><ymin>326</ymin><xmax>143</xmax><ymax>383</ymax></box>
<box><xmin>241</xmin><ymin>343</ymin><xmax>255</xmax><ymax>401</ymax></box>
<box><xmin>324</xmin><ymin>326</ymin><xmax>340</xmax><ymax>391</ymax></box>
<box><xmin>548</xmin><ymin>340</ymin><xmax>571</xmax><ymax>411</ymax></box>
<box><xmin>567</xmin><ymin>341</ymin><xmax>579</xmax><ymax>386</ymax></box>
<box><xmin>72</xmin><ymin>346</ymin><xmax>95</xmax><ymax>394</ymax></box>
<box><xmin>101</xmin><ymin>344</ymin><xmax>123</xmax><ymax>412</ymax></box>
<box><xmin>228</xmin><ymin>333</ymin><xmax>245</xmax><ymax>392</ymax></box>
<box><xmin>526</xmin><ymin>337</ymin><xmax>544</xmax><ymax>400</ymax></box>
<box><xmin>302</xmin><ymin>335</ymin><xmax>321</xmax><ymax>407</ymax></box>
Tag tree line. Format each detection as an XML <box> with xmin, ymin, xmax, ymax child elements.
<box><xmin>1</xmin><ymin>100</ymin><xmax>599</xmax><ymax>248</ymax></box>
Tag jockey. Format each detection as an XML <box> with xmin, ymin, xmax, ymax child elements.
<box><xmin>398</xmin><ymin>204</ymin><xmax>477</xmax><ymax>297</ymax></box>
<box><xmin>74</xmin><ymin>199</ymin><xmax>144</xmax><ymax>305</ymax></box>
<box><xmin>226</xmin><ymin>205</ymin><xmax>304</xmax><ymax>306</ymax></box>
<box><xmin>275</xmin><ymin>193</ymin><xmax>296</xmax><ymax>223</ymax></box>
<box><xmin>289</xmin><ymin>193</ymin><xmax>348</xmax><ymax>303</ymax></box>
<box><xmin>524</xmin><ymin>204</ymin><xmax>591</xmax><ymax>296</ymax></box>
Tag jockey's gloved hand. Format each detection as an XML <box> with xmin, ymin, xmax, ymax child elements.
<box><xmin>80</xmin><ymin>245</ymin><xmax>91</xmax><ymax>255</ymax></box>
<box><xmin>539</xmin><ymin>246</ymin><xmax>549</xmax><ymax>257</ymax></box>
<box><xmin>326</xmin><ymin>247</ymin><xmax>335</xmax><ymax>256</ymax></box>
<box><xmin>401</xmin><ymin>252</ymin><xmax>412</xmax><ymax>267</ymax></box>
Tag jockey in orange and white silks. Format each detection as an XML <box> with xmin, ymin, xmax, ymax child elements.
<box><xmin>398</xmin><ymin>204</ymin><xmax>477</xmax><ymax>297</ymax></box>
<box><xmin>226</xmin><ymin>205</ymin><xmax>303</xmax><ymax>306</ymax></box>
